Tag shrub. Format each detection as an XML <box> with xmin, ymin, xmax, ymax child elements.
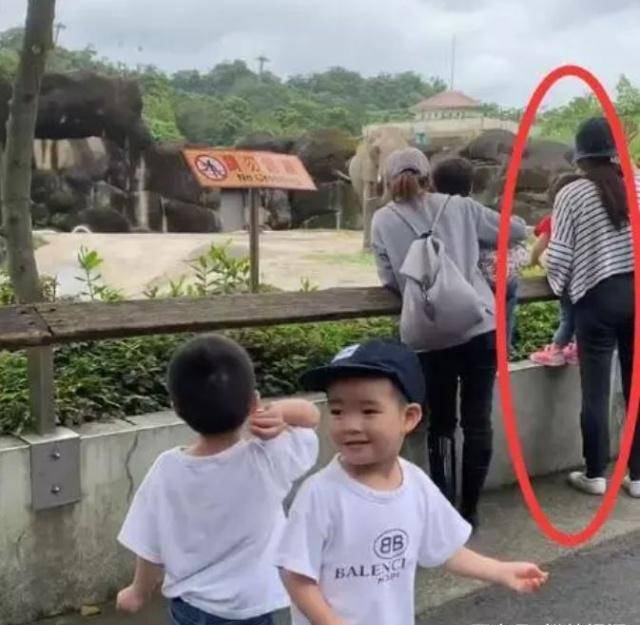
<box><xmin>512</xmin><ymin>301</ymin><xmax>559</xmax><ymax>361</ymax></box>
<box><xmin>0</xmin><ymin>320</ymin><xmax>397</xmax><ymax>434</ymax></box>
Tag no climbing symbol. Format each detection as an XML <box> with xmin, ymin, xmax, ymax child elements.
<box><xmin>195</xmin><ymin>155</ymin><xmax>228</xmax><ymax>181</ymax></box>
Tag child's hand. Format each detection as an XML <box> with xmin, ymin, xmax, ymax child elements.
<box><xmin>116</xmin><ymin>585</ymin><xmax>147</xmax><ymax>614</ymax></box>
<box><xmin>497</xmin><ymin>562</ymin><xmax>549</xmax><ymax>593</ymax></box>
<box><xmin>250</xmin><ymin>404</ymin><xmax>286</xmax><ymax>440</ymax></box>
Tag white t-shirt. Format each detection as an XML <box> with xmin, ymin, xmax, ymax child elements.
<box><xmin>275</xmin><ymin>456</ymin><xmax>471</xmax><ymax>625</ymax></box>
<box><xmin>118</xmin><ymin>427</ymin><xmax>318</xmax><ymax>620</ymax></box>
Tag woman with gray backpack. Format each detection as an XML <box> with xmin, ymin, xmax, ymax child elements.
<box><xmin>371</xmin><ymin>147</ymin><xmax>527</xmax><ymax>528</ymax></box>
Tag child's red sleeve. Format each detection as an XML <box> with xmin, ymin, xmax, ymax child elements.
<box><xmin>534</xmin><ymin>215</ymin><xmax>551</xmax><ymax>237</ymax></box>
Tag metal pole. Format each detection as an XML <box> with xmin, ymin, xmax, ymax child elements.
<box><xmin>249</xmin><ymin>188</ymin><xmax>260</xmax><ymax>292</ymax></box>
<box><xmin>450</xmin><ymin>35</ymin><xmax>456</xmax><ymax>90</ymax></box>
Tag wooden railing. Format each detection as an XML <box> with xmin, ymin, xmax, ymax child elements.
<box><xmin>0</xmin><ymin>276</ymin><xmax>554</xmax><ymax>350</ymax></box>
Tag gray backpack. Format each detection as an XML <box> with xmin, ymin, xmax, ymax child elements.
<box><xmin>391</xmin><ymin>197</ymin><xmax>486</xmax><ymax>351</ymax></box>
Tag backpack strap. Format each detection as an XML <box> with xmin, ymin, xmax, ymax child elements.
<box><xmin>390</xmin><ymin>195</ymin><xmax>451</xmax><ymax>238</ymax></box>
<box><xmin>390</xmin><ymin>203</ymin><xmax>423</xmax><ymax>237</ymax></box>
<box><xmin>428</xmin><ymin>196</ymin><xmax>451</xmax><ymax>236</ymax></box>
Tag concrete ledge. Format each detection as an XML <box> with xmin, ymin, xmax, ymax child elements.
<box><xmin>0</xmin><ymin>362</ymin><xmax>626</xmax><ymax>625</ymax></box>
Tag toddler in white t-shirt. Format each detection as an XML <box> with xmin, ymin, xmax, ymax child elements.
<box><xmin>276</xmin><ymin>340</ymin><xmax>548</xmax><ymax>625</ymax></box>
<box><xmin>116</xmin><ymin>334</ymin><xmax>320</xmax><ymax>625</ymax></box>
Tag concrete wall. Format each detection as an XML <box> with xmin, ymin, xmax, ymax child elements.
<box><xmin>0</xmin><ymin>363</ymin><xmax>625</xmax><ymax>625</ymax></box>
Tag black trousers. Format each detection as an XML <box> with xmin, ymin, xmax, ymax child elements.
<box><xmin>574</xmin><ymin>273</ymin><xmax>640</xmax><ymax>480</ymax></box>
<box><xmin>418</xmin><ymin>331</ymin><xmax>496</xmax><ymax>510</ymax></box>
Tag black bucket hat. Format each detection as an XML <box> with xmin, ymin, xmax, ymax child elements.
<box><xmin>573</xmin><ymin>116</ymin><xmax>617</xmax><ymax>163</ymax></box>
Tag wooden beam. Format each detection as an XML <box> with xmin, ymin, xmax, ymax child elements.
<box><xmin>517</xmin><ymin>274</ymin><xmax>555</xmax><ymax>302</ymax></box>
<box><xmin>0</xmin><ymin>305</ymin><xmax>52</xmax><ymax>348</ymax></box>
<box><xmin>0</xmin><ymin>277</ymin><xmax>555</xmax><ymax>350</ymax></box>
<box><xmin>35</xmin><ymin>288</ymin><xmax>402</xmax><ymax>344</ymax></box>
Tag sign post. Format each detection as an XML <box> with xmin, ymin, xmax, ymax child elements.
<box><xmin>182</xmin><ymin>149</ymin><xmax>316</xmax><ymax>293</ymax></box>
<box><xmin>248</xmin><ymin>188</ymin><xmax>260</xmax><ymax>292</ymax></box>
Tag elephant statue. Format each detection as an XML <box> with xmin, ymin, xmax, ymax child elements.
<box><xmin>348</xmin><ymin>126</ymin><xmax>410</xmax><ymax>249</ymax></box>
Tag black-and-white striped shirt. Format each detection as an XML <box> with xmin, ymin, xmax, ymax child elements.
<box><xmin>546</xmin><ymin>176</ymin><xmax>637</xmax><ymax>304</ymax></box>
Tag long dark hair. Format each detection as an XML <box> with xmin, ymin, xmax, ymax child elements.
<box><xmin>578</xmin><ymin>157</ymin><xmax>628</xmax><ymax>229</ymax></box>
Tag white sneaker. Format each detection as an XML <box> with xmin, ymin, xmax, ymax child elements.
<box><xmin>567</xmin><ymin>471</ymin><xmax>606</xmax><ymax>495</ymax></box>
<box><xmin>623</xmin><ymin>476</ymin><xmax>640</xmax><ymax>498</ymax></box>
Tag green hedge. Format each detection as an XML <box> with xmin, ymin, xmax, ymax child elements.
<box><xmin>0</xmin><ymin>306</ymin><xmax>559</xmax><ymax>436</ymax></box>
<box><xmin>0</xmin><ymin>318</ymin><xmax>397</xmax><ymax>435</ymax></box>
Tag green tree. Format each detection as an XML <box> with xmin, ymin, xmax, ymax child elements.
<box><xmin>171</xmin><ymin>69</ymin><xmax>203</xmax><ymax>93</ymax></box>
<box><xmin>537</xmin><ymin>93</ymin><xmax>602</xmax><ymax>143</ymax></box>
<box><xmin>140</xmin><ymin>74</ymin><xmax>184</xmax><ymax>142</ymax></box>
<box><xmin>200</xmin><ymin>60</ymin><xmax>256</xmax><ymax>95</ymax></box>
<box><xmin>0</xmin><ymin>48</ymin><xmax>19</xmax><ymax>81</ymax></box>
<box><xmin>616</xmin><ymin>74</ymin><xmax>640</xmax><ymax>117</ymax></box>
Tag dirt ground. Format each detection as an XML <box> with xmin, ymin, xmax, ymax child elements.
<box><xmin>34</xmin><ymin>230</ymin><xmax>380</xmax><ymax>298</ymax></box>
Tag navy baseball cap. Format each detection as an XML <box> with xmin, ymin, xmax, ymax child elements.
<box><xmin>573</xmin><ymin>117</ymin><xmax>617</xmax><ymax>163</ymax></box>
<box><xmin>300</xmin><ymin>339</ymin><xmax>425</xmax><ymax>404</ymax></box>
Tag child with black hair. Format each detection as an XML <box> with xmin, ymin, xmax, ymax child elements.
<box><xmin>116</xmin><ymin>334</ymin><xmax>320</xmax><ymax>625</ymax></box>
<box><xmin>431</xmin><ymin>157</ymin><xmax>528</xmax><ymax>353</ymax></box>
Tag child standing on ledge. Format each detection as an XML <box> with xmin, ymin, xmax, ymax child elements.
<box><xmin>529</xmin><ymin>173</ymin><xmax>583</xmax><ymax>367</ymax></box>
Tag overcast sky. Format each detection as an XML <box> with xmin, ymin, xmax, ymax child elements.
<box><xmin>2</xmin><ymin>0</ymin><xmax>640</xmax><ymax>108</ymax></box>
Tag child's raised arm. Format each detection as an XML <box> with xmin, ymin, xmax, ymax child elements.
<box><xmin>530</xmin><ymin>232</ymin><xmax>550</xmax><ymax>267</ymax></box>
<box><xmin>280</xmin><ymin>569</ymin><xmax>348</xmax><ymax>625</ymax></box>
<box><xmin>250</xmin><ymin>398</ymin><xmax>320</xmax><ymax>440</ymax></box>
<box><xmin>274</xmin><ymin>398</ymin><xmax>321</xmax><ymax>428</ymax></box>
<box><xmin>116</xmin><ymin>556</ymin><xmax>164</xmax><ymax>613</ymax></box>
<box><xmin>445</xmin><ymin>547</ymin><xmax>548</xmax><ymax>594</ymax></box>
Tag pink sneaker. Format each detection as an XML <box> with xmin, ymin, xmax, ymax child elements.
<box><xmin>530</xmin><ymin>344</ymin><xmax>566</xmax><ymax>367</ymax></box>
<box><xmin>563</xmin><ymin>342</ymin><xmax>579</xmax><ymax>365</ymax></box>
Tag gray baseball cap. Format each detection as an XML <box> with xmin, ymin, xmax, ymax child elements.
<box><xmin>384</xmin><ymin>147</ymin><xmax>431</xmax><ymax>181</ymax></box>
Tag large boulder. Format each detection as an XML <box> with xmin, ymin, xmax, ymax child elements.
<box><xmin>93</xmin><ymin>181</ymin><xmax>128</xmax><ymax>213</ymax></box>
<box><xmin>522</xmin><ymin>139</ymin><xmax>573</xmax><ymax>175</ymax></box>
<box><xmin>471</xmin><ymin>164</ymin><xmax>502</xmax><ymax>197</ymax></box>
<box><xmin>234</xmin><ymin>133</ymin><xmax>296</xmax><ymax>154</ymax></box>
<box><xmin>263</xmin><ymin>189</ymin><xmax>292</xmax><ymax>230</ymax></box>
<box><xmin>455</xmin><ymin>130</ymin><xmax>574</xmax><ymax>223</ymax></box>
<box><xmin>461</xmin><ymin>129</ymin><xmax>516</xmax><ymax>162</ymax></box>
<box><xmin>31</xmin><ymin>170</ymin><xmax>60</xmax><ymax>205</ymax></box>
<box><xmin>0</xmin><ymin>71</ymin><xmax>152</xmax><ymax>149</ymax></box>
<box><xmin>30</xmin><ymin>202</ymin><xmax>50</xmax><ymax>229</ymax></box>
<box><xmin>33</xmin><ymin>137</ymin><xmax>112</xmax><ymax>180</ymax></box>
<box><xmin>145</xmin><ymin>143</ymin><xmax>221</xmax><ymax>208</ymax></box>
<box><xmin>290</xmin><ymin>182</ymin><xmax>343</xmax><ymax>228</ymax></box>
<box><xmin>164</xmin><ymin>200</ymin><xmax>221</xmax><ymax>233</ymax></box>
<box><xmin>293</xmin><ymin>129</ymin><xmax>357</xmax><ymax>183</ymax></box>
<box><xmin>77</xmin><ymin>208</ymin><xmax>132</xmax><ymax>233</ymax></box>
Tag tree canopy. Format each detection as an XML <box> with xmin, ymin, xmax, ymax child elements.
<box><xmin>1</xmin><ymin>28</ymin><xmax>639</xmax><ymax>158</ymax></box>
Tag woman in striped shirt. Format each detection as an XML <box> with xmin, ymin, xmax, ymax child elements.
<box><xmin>546</xmin><ymin>116</ymin><xmax>639</xmax><ymax>498</ymax></box>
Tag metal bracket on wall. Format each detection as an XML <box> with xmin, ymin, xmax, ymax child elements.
<box><xmin>20</xmin><ymin>427</ymin><xmax>81</xmax><ymax>511</ymax></box>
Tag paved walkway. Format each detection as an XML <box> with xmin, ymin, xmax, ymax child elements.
<box><xmin>419</xmin><ymin>529</ymin><xmax>640</xmax><ymax>625</ymax></box>
<box><xmin>34</xmin><ymin>470</ymin><xmax>640</xmax><ymax>625</ymax></box>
